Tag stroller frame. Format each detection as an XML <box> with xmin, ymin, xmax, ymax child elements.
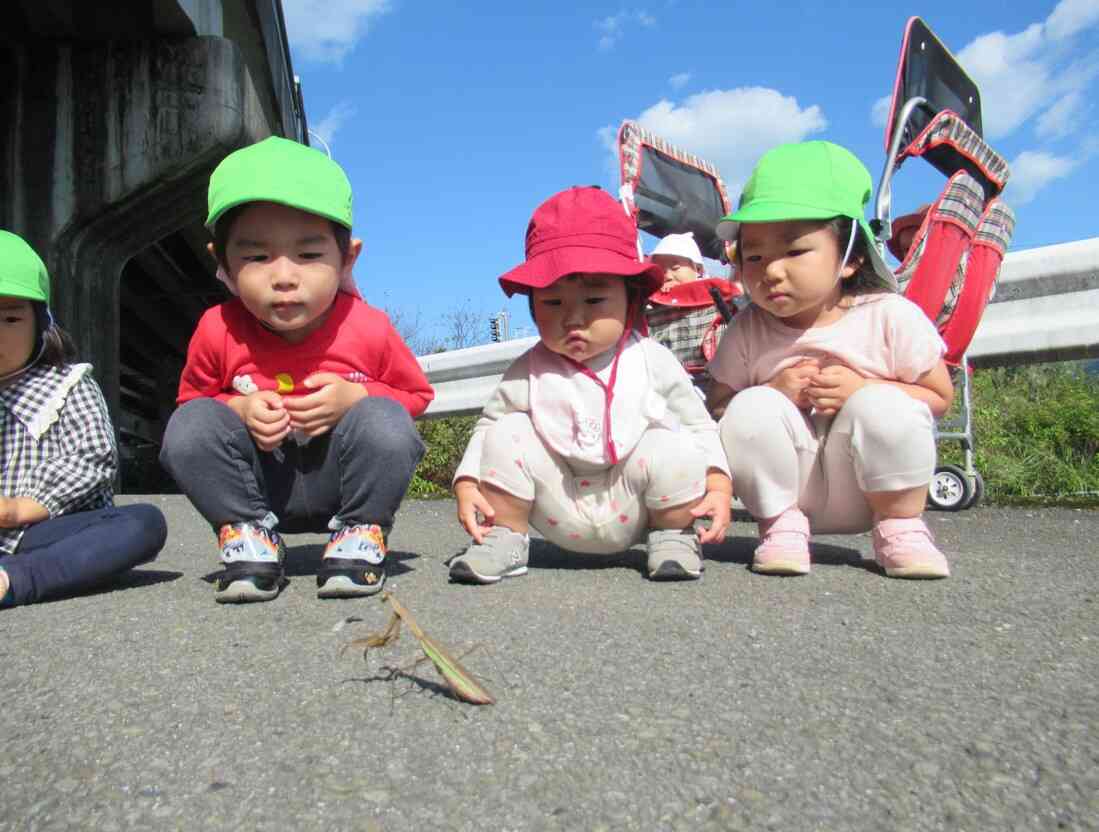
<box><xmin>873</xmin><ymin>17</ymin><xmax>1016</xmax><ymax>510</ymax></box>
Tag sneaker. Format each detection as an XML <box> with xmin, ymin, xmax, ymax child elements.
<box><xmin>752</xmin><ymin>508</ymin><xmax>811</xmax><ymax>575</ymax></box>
<box><xmin>872</xmin><ymin>517</ymin><xmax>950</xmax><ymax>579</ymax></box>
<box><xmin>215</xmin><ymin>513</ymin><xmax>285</xmax><ymax>603</ymax></box>
<box><xmin>448</xmin><ymin>527</ymin><xmax>529</xmax><ymax>584</ymax></box>
<box><xmin>317</xmin><ymin>522</ymin><xmax>389</xmax><ymax>598</ymax></box>
<box><xmin>646</xmin><ymin>528</ymin><xmax>703</xmax><ymax>580</ymax></box>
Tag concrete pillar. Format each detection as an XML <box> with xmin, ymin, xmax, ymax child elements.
<box><xmin>0</xmin><ymin>35</ymin><xmax>271</xmax><ymax>423</ymax></box>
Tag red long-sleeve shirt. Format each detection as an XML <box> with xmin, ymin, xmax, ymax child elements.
<box><xmin>177</xmin><ymin>293</ymin><xmax>434</xmax><ymax>418</ymax></box>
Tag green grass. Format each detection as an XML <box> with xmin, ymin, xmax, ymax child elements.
<box><xmin>939</xmin><ymin>363</ymin><xmax>1099</xmax><ymax>506</ymax></box>
<box><xmin>409</xmin><ymin>363</ymin><xmax>1099</xmax><ymax>507</ymax></box>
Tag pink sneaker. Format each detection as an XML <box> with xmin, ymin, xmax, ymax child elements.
<box><xmin>752</xmin><ymin>508</ymin><xmax>811</xmax><ymax>575</ymax></box>
<box><xmin>872</xmin><ymin>517</ymin><xmax>950</xmax><ymax>579</ymax></box>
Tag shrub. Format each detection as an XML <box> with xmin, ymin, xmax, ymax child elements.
<box><xmin>939</xmin><ymin>363</ymin><xmax>1099</xmax><ymax>504</ymax></box>
<box><xmin>407</xmin><ymin>415</ymin><xmax>478</xmax><ymax>498</ymax></box>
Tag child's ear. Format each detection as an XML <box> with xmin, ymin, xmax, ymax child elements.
<box><xmin>208</xmin><ymin>242</ymin><xmax>236</xmax><ymax>287</ymax></box>
<box><xmin>345</xmin><ymin>238</ymin><xmax>364</xmax><ymax>270</ymax></box>
<box><xmin>840</xmin><ymin>255</ymin><xmax>863</xmax><ymax>280</ymax></box>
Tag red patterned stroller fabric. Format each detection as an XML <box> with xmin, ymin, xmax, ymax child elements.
<box><xmin>889</xmin><ymin>111</ymin><xmax>1016</xmax><ymax>366</ymax></box>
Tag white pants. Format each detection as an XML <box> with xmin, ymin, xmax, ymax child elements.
<box><xmin>719</xmin><ymin>385</ymin><xmax>936</xmax><ymax>534</ymax></box>
<box><xmin>480</xmin><ymin>413</ymin><xmax>708</xmax><ymax>554</ymax></box>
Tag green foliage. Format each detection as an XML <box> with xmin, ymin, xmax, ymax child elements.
<box><xmin>939</xmin><ymin>363</ymin><xmax>1099</xmax><ymax>504</ymax></box>
<box><xmin>406</xmin><ymin>415</ymin><xmax>478</xmax><ymax>499</ymax></box>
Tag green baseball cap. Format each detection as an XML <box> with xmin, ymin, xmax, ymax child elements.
<box><xmin>0</xmin><ymin>230</ymin><xmax>50</xmax><ymax>304</ymax></box>
<box><xmin>206</xmin><ymin>136</ymin><xmax>353</xmax><ymax>229</ymax></box>
<box><xmin>716</xmin><ymin>141</ymin><xmax>896</xmax><ymax>291</ymax></box>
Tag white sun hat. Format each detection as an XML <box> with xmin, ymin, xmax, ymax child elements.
<box><xmin>650</xmin><ymin>232</ymin><xmax>704</xmax><ymax>268</ymax></box>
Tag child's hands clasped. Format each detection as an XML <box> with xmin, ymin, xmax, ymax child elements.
<box><xmin>806</xmin><ymin>364</ymin><xmax>866</xmax><ymax>416</ymax></box>
<box><xmin>233</xmin><ymin>390</ymin><xmax>291</xmax><ymax>451</ymax></box>
<box><xmin>282</xmin><ymin>373</ymin><xmax>368</xmax><ymax>437</ymax></box>
<box><xmin>454</xmin><ymin>479</ymin><xmax>495</xmax><ymax>543</ymax></box>
<box><xmin>767</xmin><ymin>358</ymin><xmax>820</xmax><ymax>409</ymax></box>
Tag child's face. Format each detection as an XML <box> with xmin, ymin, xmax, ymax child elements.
<box><xmin>218</xmin><ymin>201</ymin><xmax>360</xmax><ymax>343</ymax></box>
<box><xmin>532</xmin><ymin>274</ymin><xmax>629</xmax><ymax>363</ymax></box>
<box><xmin>652</xmin><ymin>254</ymin><xmax>702</xmax><ymax>291</ymax></box>
<box><xmin>738</xmin><ymin>220</ymin><xmax>858</xmax><ymax>329</ymax></box>
<box><xmin>0</xmin><ymin>296</ymin><xmax>37</xmax><ymax>378</ymax></box>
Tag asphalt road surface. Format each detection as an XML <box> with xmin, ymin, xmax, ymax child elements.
<box><xmin>1</xmin><ymin>496</ymin><xmax>1096</xmax><ymax>831</ymax></box>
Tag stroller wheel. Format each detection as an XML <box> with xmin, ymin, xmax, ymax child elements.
<box><xmin>928</xmin><ymin>465</ymin><xmax>972</xmax><ymax>512</ymax></box>
<box><xmin>963</xmin><ymin>471</ymin><xmax>985</xmax><ymax>509</ymax></box>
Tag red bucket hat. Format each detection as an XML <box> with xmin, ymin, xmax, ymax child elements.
<box><xmin>498</xmin><ymin>187</ymin><xmax>663</xmax><ymax>297</ymax></box>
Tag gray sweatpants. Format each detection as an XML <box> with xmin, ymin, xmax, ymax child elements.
<box><xmin>160</xmin><ymin>397</ymin><xmax>425</xmax><ymax>533</ymax></box>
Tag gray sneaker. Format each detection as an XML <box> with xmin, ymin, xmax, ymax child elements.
<box><xmin>449</xmin><ymin>527</ymin><xmax>530</xmax><ymax>584</ymax></box>
<box><xmin>646</xmin><ymin>528</ymin><xmax>703</xmax><ymax>581</ymax></box>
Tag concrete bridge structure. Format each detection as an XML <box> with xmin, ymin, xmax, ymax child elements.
<box><xmin>2</xmin><ymin>0</ymin><xmax>307</xmax><ymax>488</ymax></box>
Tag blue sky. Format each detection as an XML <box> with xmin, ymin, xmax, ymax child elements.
<box><xmin>282</xmin><ymin>0</ymin><xmax>1099</xmax><ymax>349</ymax></box>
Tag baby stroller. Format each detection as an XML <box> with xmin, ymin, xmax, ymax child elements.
<box><xmin>616</xmin><ymin>120</ymin><xmax>742</xmax><ymax>395</ymax></box>
<box><xmin>874</xmin><ymin>17</ymin><xmax>1016</xmax><ymax>510</ymax></box>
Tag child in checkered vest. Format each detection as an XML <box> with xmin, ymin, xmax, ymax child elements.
<box><xmin>644</xmin><ymin>232</ymin><xmax>738</xmax><ymax>398</ymax></box>
<box><xmin>0</xmin><ymin>231</ymin><xmax>166</xmax><ymax>609</ymax></box>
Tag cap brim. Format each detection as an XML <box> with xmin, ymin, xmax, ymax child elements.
<box><xmin>715</xmin><ymin>218</ymin><xmax>738</xmax><ymax>242</ymax></box>
<box><xmin>499</xmin><ymin>247</ymin><xmax>663</xmax><ymax>297</ymax></box>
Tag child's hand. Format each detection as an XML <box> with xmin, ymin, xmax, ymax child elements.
<box><xmin>455</xmin><ymin>479</ymin><xmax>495</xmax><ymax>544</ymax></box>
<box><xmin>690</xmin><ymin>473</ymin><xmax>733</xmax><ymax>544</ymax></box>
<box><xmin>806</xmin><ymin>364</ymin><xmax>866</xmax><ymax>415</ymax></box>
<box><xmin>0</xmin><ymin>496</ymin><xmax>51</xmax><ymax>528</ymax></box>
<box><xmin>282</xmin><ymin>373</ymin><xmax>368</xmax><ymax>437</ymax></box>
<box><xmin>767</xmin><ymin>358</ymin><xmax>819</xmax><ymax>409</ymax></box>
<box><xmin>234</xmin><ymin>391</ymin><xmax>291</xmax><ymax>451</ymax></box>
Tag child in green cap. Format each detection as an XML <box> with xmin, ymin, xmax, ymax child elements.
<box><xmin>0</xmin><ymin>231</ymin><xmax>166</xmax><ymax>609</ymax></box>
<box><xmin>159</xmin><ymin>137</ymin><xmax>433</xmax><ymax>604</ymax></box>
<box><xmin>707</xmin><ymin>141</ymin><xmax>954</xmax><ymax>579</ymax></box>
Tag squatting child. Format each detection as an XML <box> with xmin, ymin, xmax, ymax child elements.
<box><xmin>707</xmin><ymin>141</ymin><xmax>954</xmax><ymax>579</ymax></box>
<box><xmin>159</xmin><ymin>137</ymin><xmax>433</xmax><ymax>604</ymax></box>
<box><xmin>0</xmin><ymin>231</ymin><xmax>166</xmax><ymax>609</ymax></box>
<box><xmin>449</xmin><ymin>187</ymin><xmax>732</xmax><ymax>584</ymax></box>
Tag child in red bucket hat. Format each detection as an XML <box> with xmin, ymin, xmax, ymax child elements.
<box><xmin>449</xmin><ymin>187</ymin><xmax>732</xmax><ymax>584</ymax></box>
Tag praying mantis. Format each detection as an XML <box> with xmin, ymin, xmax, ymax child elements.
<box><xmin>340</xmin><ymin>592</ymin><xmax>495</xmax><ymax>706</ymax></box>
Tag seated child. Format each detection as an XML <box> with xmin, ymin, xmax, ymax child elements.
<box><xmin>0</xmin><ymin>231</ymin><xmax>167</xmax><ymax>608</ymax></box>
<box><xmin>645</xmin><ymin>232</ymin><xmax>739</xmax><ymax>397</ymax></box>
<box><xmin>159</xmin><ymin>137</ymin><xmax>433</xmax><ymax>604</ymax></box>
<box><xmin>707</xmin><ymin>141</ymin><xmax>954</xmax><ymax>579</ymax></box>
<box><xmin>448</xmin><ymin>187</ymin><xmax>732</xmax><ymax>584</ymax></box>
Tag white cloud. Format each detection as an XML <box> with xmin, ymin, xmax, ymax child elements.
<box><xmin>283</xmin><ymin>0</ymin><xmax>393</xmax><ymax>64</ymax></box>
<box><xmin>870</xmin><ymin>94</ymin><xmax>891</xmax><ymax>128</ymax></box>
<box><xmin>595</xmin><ymin>10</ymin><xmax>655</xmax><ymax>50</ymax></box>
<box><xmin>669</xmin><ymin>72</ymin><xmax>691</xmax><ymax>90</ymax></box>
<box><xmin>955</xmin><ymin>0</ymin><xmax>1099</xmax><ymax>140</ymax></box>
<box><xmin>1004</xmin><ymin>150</ymin><xmax>1078</xmax><ymax>204</ymax></box>
<box><xmin>602</xmin><ymin>87</ymin><xmax>827</xmax><ymax>196</ymax></box>
<box><xmin>1046</xmin><ymin>0</ymin><xmax>1099</xmax><ymax>39</ymax></box>
<box><xmin>311</xmin><ymin>100</ymin><xmax>357</xmax><ymax>149</ymax></box>
<box><xmin>1036</xmin><ymin>91</ymin><xmax>1085</xmax><ymax>140</ymax></box>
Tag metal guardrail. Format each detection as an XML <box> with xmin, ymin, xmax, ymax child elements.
<box><xmin>417</xmin><ymin>237</ymin><xmax>1099</xmax><ymax>418</ymax></box>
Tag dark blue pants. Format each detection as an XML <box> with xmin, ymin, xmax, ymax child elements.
<box><xmin>0</xmin><ymin>504</ymin><xmax>167</xmax><ymax>607</ymax></box>
<box><xmin>159</xmin><ymin>397</ymin><xmax>425</xmax><ymax>533</ymax></box>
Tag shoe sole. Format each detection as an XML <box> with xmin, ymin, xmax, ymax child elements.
<box><xmin>215</xmin><ymin>579</ymin><xmax>280</xmax><ymax>603</ymax></box>
<box><xmin>448</xmin><ymin>562</ymin><xmax>528</xmax><ymax>585</ymax></box>
<box><xmin>317</xmin><ymin>574</ymin><xmax>386</xmax><ymax>598</ymax></box>
<box><xmin>648</xmin><ymin>561</ymin><xmax>702</xmax><ymax>581</ymax></box>
<box><xmin>883</xmin><ymin>565</ymin><xmax>950</xmax><ymax>579</ymax></box>
<box><xmin>752</xmin><ymin>561</ymin><xmax>811</xmax><ymax>576</ymax></box>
